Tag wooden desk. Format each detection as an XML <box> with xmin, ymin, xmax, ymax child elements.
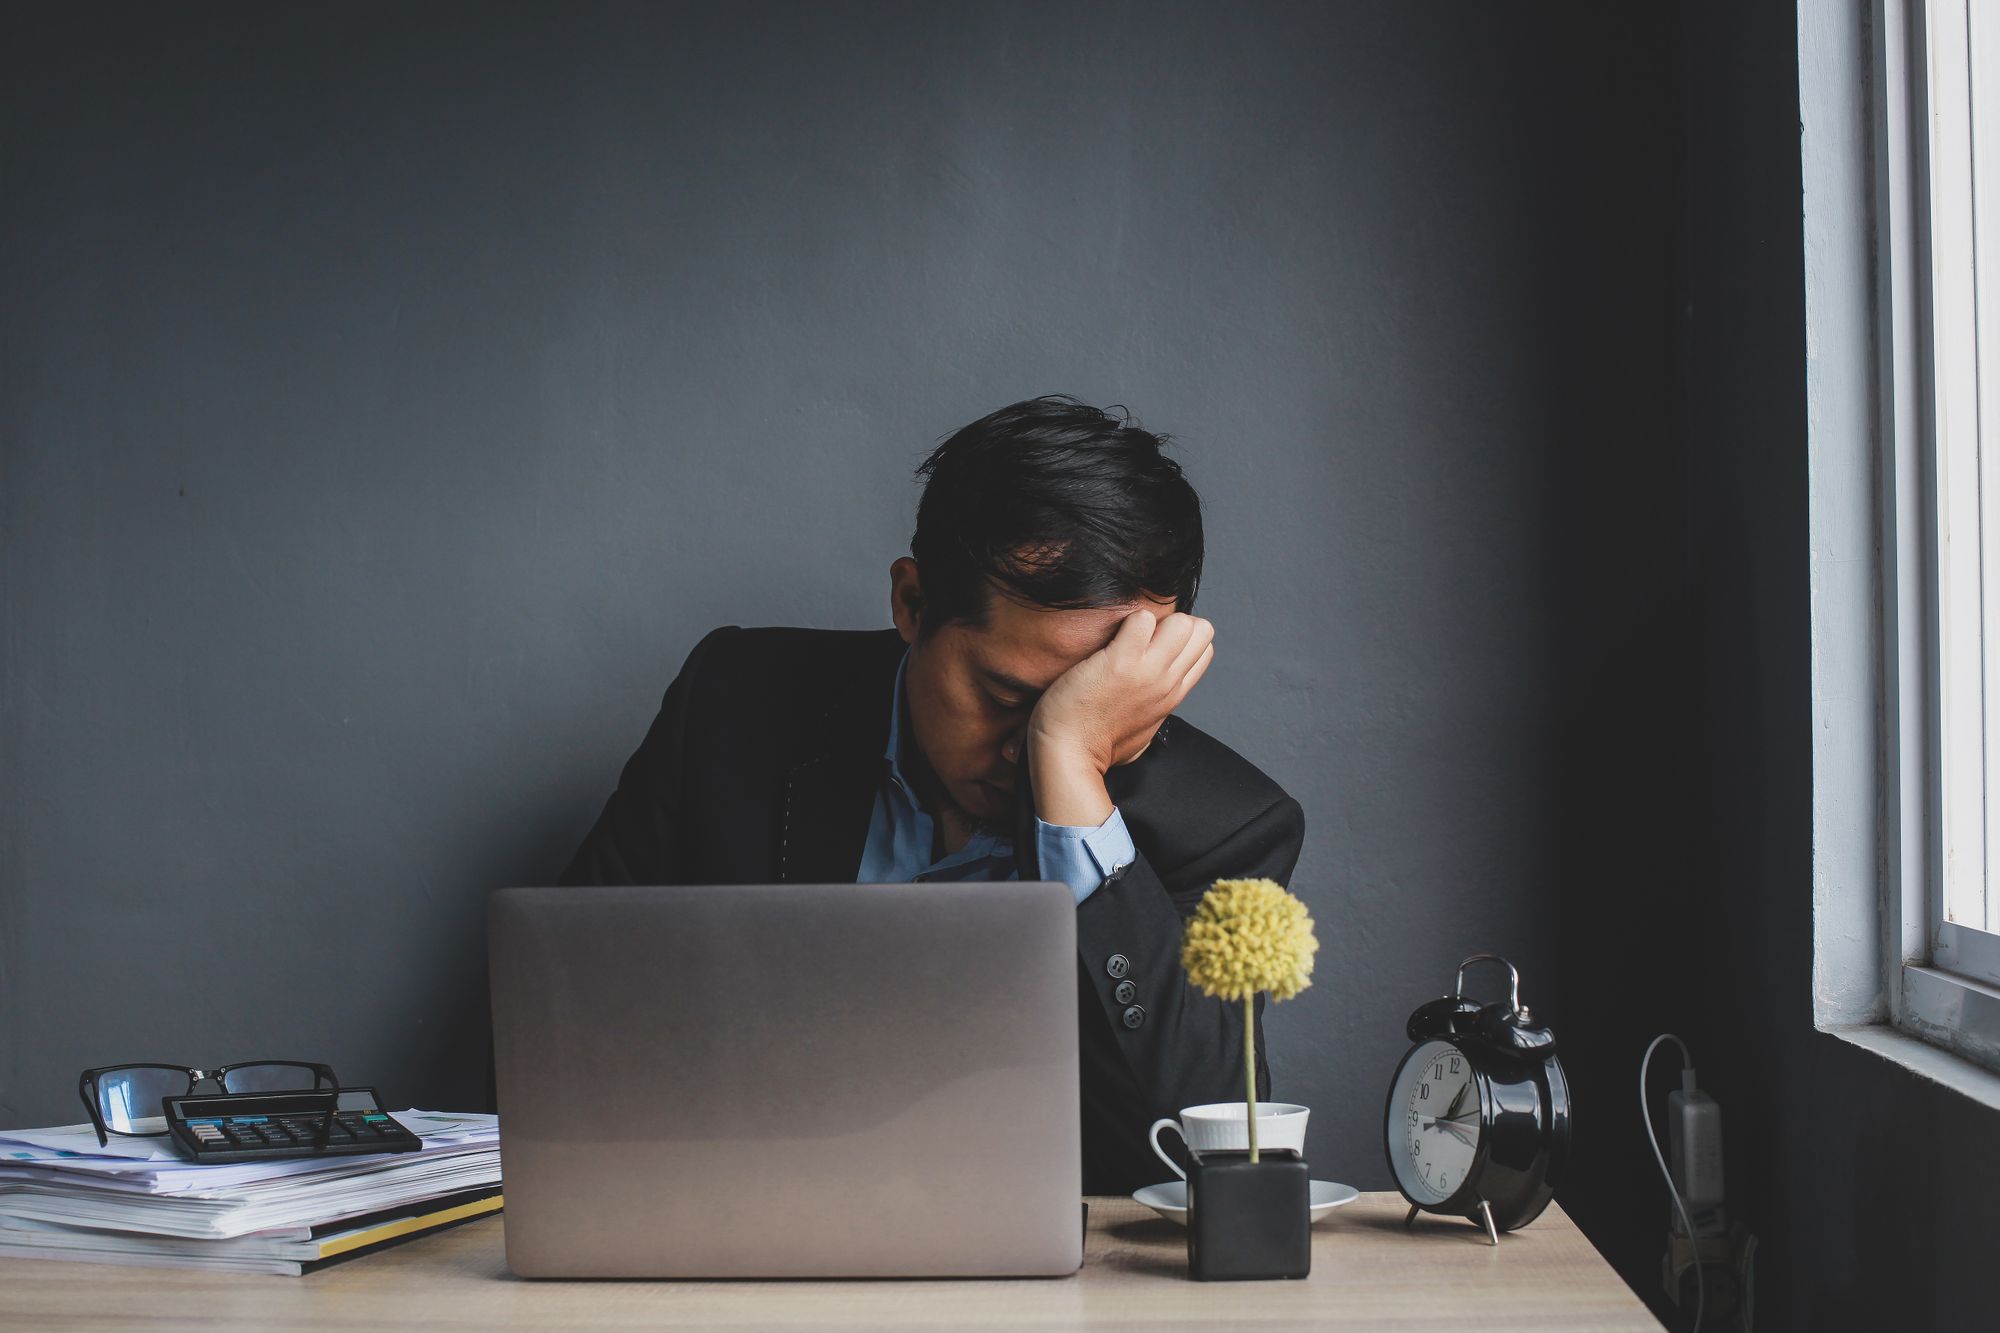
<box><xmin>0</xmin><ymin>1193</ymin><xmax>1659</xmax><ymax>1330</ymax></box>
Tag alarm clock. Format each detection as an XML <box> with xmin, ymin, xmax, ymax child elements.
<box><xmin>1383</xmin><ymin>954</ymin><xmax>1570</xmax><ymax>1244</ymax></box>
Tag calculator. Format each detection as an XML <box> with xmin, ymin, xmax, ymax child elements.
<box><xmin>162</xmin><ymin>1085</ymin><xmax>423</xmax><ymax>1162</ymax></box>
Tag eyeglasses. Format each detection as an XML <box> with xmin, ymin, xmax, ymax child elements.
<box><xmin>78</xmin><ymin>1061</ymin><xmax>339</xmax><ymax>1148</ymax></box>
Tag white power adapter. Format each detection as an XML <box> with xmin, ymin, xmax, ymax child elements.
<box><xmin>1667</xmin><ymin>1068</ymin><xmax>1725</xmax><ymax>1208</ymax></box>
<box><xmin>1643</xmin><ymin>1035</ymin><xmax>1757</xmax><ymax>1331</ymax></box>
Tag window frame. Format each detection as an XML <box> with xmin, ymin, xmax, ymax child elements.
<box><xmin>1878</xmin><ymin>0</ymin><xmax>2000</xmax><ymax>1069</ymax></box>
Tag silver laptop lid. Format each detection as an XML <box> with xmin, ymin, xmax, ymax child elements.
<box><xmin>489</xmin><ymin>881</ymin><xmax>1082</xmax><ymax>1278</ymax></box>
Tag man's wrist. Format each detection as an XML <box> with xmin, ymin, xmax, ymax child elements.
<box><xmin>1029</xmin><ymin>737</ymin><xmax>1114</xmax><ymax>828</ymax></box>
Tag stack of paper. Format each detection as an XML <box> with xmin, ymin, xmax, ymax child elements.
<box><xmin>0</xmin><ymin>1112</ymin><xmax>500</xmax><ymax>1275</ymax></box>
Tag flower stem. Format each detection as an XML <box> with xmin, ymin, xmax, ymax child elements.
<box><xmin>1244</xmin><ymin>998</ymin><xmax>1259</xmax><ymax>1164</ymax></box>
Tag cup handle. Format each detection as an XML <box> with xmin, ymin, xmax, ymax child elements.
<box><xmin>1148</xmin><ymin>1118</ymin><xmax>1186</xmax><ymax>1181</ymax></box>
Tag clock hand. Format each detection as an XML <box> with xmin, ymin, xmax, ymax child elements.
<box><xmin>1441</xmin><ymin>1082</ymin><xmax>1468</xmax><ymax>1120</ymax></box>
<box><xmin>1437</xmin><ymin>1120</ymin><xmax>1478</xmax><ymax>1147</ymax></box>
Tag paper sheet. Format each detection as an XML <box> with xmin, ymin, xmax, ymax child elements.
<box><xmin>0</xmin><ymin>1111</ymin><xmax>501</xmax><ymax>1238</ymax></box>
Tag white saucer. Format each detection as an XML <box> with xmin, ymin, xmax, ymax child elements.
<box><xmin>1131</xmin><ymin>1178</ymin><xmax>1360</xmax><ymax>1226</ymax></box>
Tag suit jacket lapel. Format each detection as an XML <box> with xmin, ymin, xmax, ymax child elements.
<box><xmin>777</xmin><ymin>630</ymin><xmax>906</xmax><ymax>884</ymax></box>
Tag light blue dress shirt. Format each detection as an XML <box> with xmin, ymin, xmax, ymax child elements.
<box><xmin>854</xmin><ymin>648</ymin><xmax>1136</xmax><ymax>904</ymax></box>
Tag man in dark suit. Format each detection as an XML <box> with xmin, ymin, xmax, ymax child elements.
<box><xmin>558</xmin><ymin>395</ymin><xmax>1305</xmax><ymax>1194</ymax></box>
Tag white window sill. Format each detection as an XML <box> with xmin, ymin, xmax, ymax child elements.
<box><xmin>1824</xmin><ymin>1010</ymin><xmax>2000</xmax><ymax>1115</ymax></box>
<box><xmin>1901</xmin><ymin>963</ymin><xmax>2000</xmax><ymax>1068</ymax></box>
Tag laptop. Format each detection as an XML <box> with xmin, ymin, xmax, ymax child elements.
<box><xmin>488</xmin><ymin>881</ymin><xmax>1083</xmax><ymax>1278</ymax></box>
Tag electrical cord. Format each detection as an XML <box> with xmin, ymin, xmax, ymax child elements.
<box><xmin>1641</xmin><ymin>1033</ymin><xmax>1705</xmax><ymax>1332</ymax></box>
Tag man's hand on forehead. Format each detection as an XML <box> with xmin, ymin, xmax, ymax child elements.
<box><xmin>1026</xmin><ymin>608</ymin><xmax>1216</xmax><ymax>778</ymax></box>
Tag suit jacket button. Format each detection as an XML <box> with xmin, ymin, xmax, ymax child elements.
<box><xmin>1106</xmin><ymin>953</ymin><xmax>1131</xmax><ymax>979</ymax></box>
<box><xmin>1122</xmin><ymin>1004</ymin><xmax>1146</xmax><ymax>1029</ymax></box>
<box><xmin>1114</xmin><ymin>979</ymin><xmax>1137</xmax><ymax>1005</ymax></box>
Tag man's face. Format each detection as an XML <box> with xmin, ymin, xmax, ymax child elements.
<box><xmin>888</xmin><ymin>556</ymin><xmax>1178</xmax><ymax>827</ymax></box>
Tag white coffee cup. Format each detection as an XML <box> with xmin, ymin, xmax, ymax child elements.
<box><xmin>1148</xmin><ymin>1101</ymin><xmax>1310</xmax><ymax>1180</ymax></box>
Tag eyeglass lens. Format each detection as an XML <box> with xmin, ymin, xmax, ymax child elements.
<box><xmin>94</xmin><ymin>1063</ymin><xmax>330</xmax><ymax>1132</ymax></box>
<box><xmin>95</xmin><ymin>1068</ymin><xmax>189</xmax><ymax>1133</ymax></box>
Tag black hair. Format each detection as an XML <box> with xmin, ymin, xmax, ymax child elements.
<box><xmin>909</xmin><ymin>395</ymin><xmax>1203</xmax><ymax>637</ymax></box>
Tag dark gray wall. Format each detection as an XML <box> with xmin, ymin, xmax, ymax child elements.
<box><xmin>8</xmin><ymin>0</ymin><xmax>1614</xmax><ymax>1213</ymax></box>
<box><xmin>1553</xmin><ymin>5</ymin><xmax>2000</xmax><ymax>1331</ymax></box>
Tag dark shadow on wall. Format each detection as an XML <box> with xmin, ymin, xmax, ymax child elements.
<box><xmin>1810</xmin><ymin>1040</ymin><xmax>2000</xmax><ymax>1332</ymax></box>
<box><xmin>1553</xmin><ymin>1</ymin><xmax>2000</xmax><ymax>1328</ymax></box>
<box><xmin>1542</xmin><ymin>2</ymin><xmax>1694</xmax><ymax>1328</ymax></box>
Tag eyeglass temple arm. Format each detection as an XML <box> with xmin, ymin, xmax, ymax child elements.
<box><xmin>311</xmin><ymin>1066</ymin><xmax>339</xmax><ymax>1150</ymax></box>
<box><xmin>77</xmin><ymin>1071</ymin><xmax>110</xmax><ymax>1148</ymax></box>
<box><xmin>310</xmin><ymin>1088</ymin><xmax>339</xmax><ymax>1150</ymax></box>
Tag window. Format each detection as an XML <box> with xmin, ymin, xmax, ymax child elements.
<box><xmin>1927</xmin><ymin>0</ymin><xmax>2000</xmax><ymax>965</ymax></box>
<box><xmin>1881</xmin><ymin>0</ymin><xmax>2000</xmax><ymax>1068</ymax></box>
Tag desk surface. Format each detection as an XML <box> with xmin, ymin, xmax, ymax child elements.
<box><xmin>0</xmin><ymin>1192</ymin><xmax>1659</xmax><ymax>1330</ymax></box>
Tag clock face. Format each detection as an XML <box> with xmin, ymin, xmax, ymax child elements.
<box><xmin>1389</xmin><ymin>1038</ymin><xmax>1483</xmax><ymax>1206</ymax></box>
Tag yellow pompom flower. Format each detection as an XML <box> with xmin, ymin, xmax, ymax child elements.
<box><xmin>1181</xmin><ymin>877</ymin><xmax>1318</xmax><ymax>1162</ymax></box>
<box><xmin>1182</xmin><ymin>877</ymin><xmax>1318</xmax><ymax>1003</ymax></box>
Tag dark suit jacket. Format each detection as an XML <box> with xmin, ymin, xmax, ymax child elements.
<box><xmin>558</xmin><ymin>624</ymin><xmax>1307</xmax><ymax>1194</ymax></box>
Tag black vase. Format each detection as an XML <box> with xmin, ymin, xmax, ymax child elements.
<box><xmin>1185</xmin><ymin>1146</ymin><xmax>1312</xmax><ymax>1281</ymax></box>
